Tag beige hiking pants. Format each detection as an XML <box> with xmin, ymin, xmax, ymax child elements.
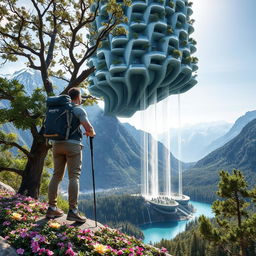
<box><xmin>48</xmin><ymin>142</ymin><xmax>82</xmax><ymax>209</ymax></box>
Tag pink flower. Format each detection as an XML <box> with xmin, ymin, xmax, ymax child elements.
<box><xmin>3</xmin><ymin>221</ymin><xmax>11</xmax><ymax>226</ymax></box>
<box><xmin>65</xmin><ymin>248</ymin><xmax>75</xmax><ymax>256</ymax></box>
<box><xmin>161</xmin><ymin>247</ymin><xmax>168</xmax><ymax>253</ymax></box>
<box><xmin>39</xmin><ymin>248</ymin><xmax>46</xmax><ymax>255</ymax></box>
<box><xmin>16</xmin><ymin>248</ymin><xmax>25</xmax><ymax>255</ymax></box>
<box><xmin>46</xmin><ymin>249</ymin><xmax>54</xmax><ymax>256</ymax></box>
<box><xmin>117</xmin><ymin>250</ymin><xmax>124</xmax><ymax>255</ymax></box>
<box><xmin>31</xmin><ymin>241</ymin><xmax>40</xmax><ymax>253</ymax></box>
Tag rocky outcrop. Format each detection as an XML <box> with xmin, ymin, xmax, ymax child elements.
<box><xmin>36</xmin><ymin>214</ymin><xmax>104</xmax><ymax>232</ymax></box>
<box><xmin>0</xmin><ymin>237</ymin><xmax>17</xmax><ymax>256</ymax></box>
<box><xmin>0</xmin><ymin>182</ymin><xmax>15</xmax><ymax>194</ymax></box>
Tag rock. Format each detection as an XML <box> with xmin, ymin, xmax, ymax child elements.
<box><xmin>36</xmin><ymin>214</ymin><xmax>104</xmax><ymax>232</ymax></box>
<box><xmin>0</xmin><ymin>182</ymin><xmax>15</xmax><ymax>194</ymax></box>
<box><xmin>0</xmin><ymin>237</ymin><xmax>17</xmax><ymax>256</ymax></box>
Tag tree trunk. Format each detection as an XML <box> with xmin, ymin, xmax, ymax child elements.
<box><xmin>18</xmin><ymin>133</ymin><xmax>49</xmax><ymax>199</ymax></box>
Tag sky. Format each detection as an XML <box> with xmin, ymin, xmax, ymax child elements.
<box><xmin>1</xmin><ymin>0</ymin><xmax>256</xmax><ymax>131</ymax></box>
<box><xmin>119</xmin><ymin>0</ymin><xmax>256</xmax><ymax>130</ymax></box>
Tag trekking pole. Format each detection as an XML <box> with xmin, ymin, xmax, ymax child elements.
<box><xmin>89</xmin><ymin>136</ymin><xmax>97</xmax><ymax>227</ymax></box>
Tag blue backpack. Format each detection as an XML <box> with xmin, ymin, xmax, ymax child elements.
<box><xmin>44</xmin><ymin>95</ymin><xmax>78</xmax><ymax>140</ymax></box>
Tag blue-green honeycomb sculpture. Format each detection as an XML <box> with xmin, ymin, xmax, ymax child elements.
<box><xmin>88</xmin><ymin>0</ymin><xmax>198</xmax><ymax>117</ymax></box>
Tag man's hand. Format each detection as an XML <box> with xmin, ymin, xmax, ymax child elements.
<box><xmin>84</xmin><ymin>128</ymin><xmax>96</xmax><ymax>137</ymax></box>
<box><xmin>81</xmin><ymin>121</ymin><xmax>96</xmax><ymax>137</ymax></box>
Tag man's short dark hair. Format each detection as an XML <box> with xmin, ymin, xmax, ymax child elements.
<box><xmin>68</xmin><ymin>88</ymin><xmax>80</xmax><ymax>100</ymax></box>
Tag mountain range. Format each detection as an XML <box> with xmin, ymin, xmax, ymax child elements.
<box><xmin>205</xmin><ymin>110</ymin><xmax>256</xmax><ymax>153</ymax></box>
<box><xmin>123</xmin><ymin>122</ymin><xmax>232</xmax><ymax>163</ymax></box>
<box><xmin>183</xmin><ymin>117</ymin><xmax>256</xmax><ymax>202</ymax></box>
<box><xmin>0</xmin><ymin>68</ymin><xmax>188</xmax><ymax>193</ymax></box>
<box><xmin>1</xmin><ymin>68</ymin><xmax>256</xmax><ymax>199</ymax></box>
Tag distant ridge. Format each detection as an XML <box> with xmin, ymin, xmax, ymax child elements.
<box><xmin>183</xmin><ymin>118</ymin><xmax>256</xmax><ymax>202</ymax></box>
<box><xmin>206</xmin><ymin>110</ymin><xmax>256</xmax><ymax>153</ymax></box>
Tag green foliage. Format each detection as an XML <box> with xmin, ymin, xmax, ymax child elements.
<box><xmin>57</xmin><ymin>194</ymin><xmax>69</xmax><ymax>213</ymax></box>
<box><xmin>171</xmin><ymin>49</ymin><xmax>182</xmax><ymax>58</ymax></box>
<box><xmin>166</xmin><ymin>25</ymin><xmax>173</xmax><ymax>34</ymax></box>
<box><xmin>188</xmin><ymin>19</ymin><xmax>195</xmax><ymax>25</ymax></box>
<box><xmin>189</xmin><ymin>38</ymin><xmax>197</xmax><ymax>45</ymax></box>
<box><xmin>168</xmin><ymin>1</ymin><xmax>175</xmax><ymax>9</ymax></box>
<box><xmin>188</xmin><ymin>1</ymin><xmax>193</xmax><ymax>7</ymax></box>
<box><xmin>0</xmin><ymin>148</ymin><xmax>51</xmax><ymax>195</ymax></box>
<box><xmin>39</xmin><ymin>168</ymin><xmax>51</xmax><ymax>197</ymax></box>
<box><xmin>0</xmin><ymin>78</ymin><xmax>45</xmax><ymax>129</ymax></box>
<box><xmin>191</xmin><ymin>56</ymin><xmax>198</xmax><ymax>64</ymax></box>
<box><xmin>181</xmin><ymin>40</ymin><xmax>188</xmax><ymax>47</ymax></box>
<box><xmin>199</xmin><ymin>170</ymin><xmax>256</xmax><ymax>256</ymax></box>
<box><xmin>0</xmin><ymin>169</ymin><xmax>22</xmax><ymax>191</ymax></box>
<box><xmin>112</xmin><ymin>26</ymin><xmax>128</xmax><ymax>36</ymax></box>
<box><xmin>155</xmin><ymin>220</ymin><xmax>209</xmax><ymax>256</ymax></box>
<box><xmin>107</xmin><ymin>221</ymin><xmax>144</xmax><ymax>239</ymax></box>
<box><xmin>79</xmin><ymin>194</ymin><xmax>147</xmax><ymax>225</ymax></box>
<box><xmin>132</xmin><ymin>32</ymin><xmax>139</xmax><ymax>39</ymax></box>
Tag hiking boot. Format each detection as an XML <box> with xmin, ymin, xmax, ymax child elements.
<box><xmin>67</xmin><ymin>210</ymin><xmax>87</xmax><ymax>223</ymax></box>
<box><xmin>46</xmin><ymin>207</ymin><xmax>64</xmax><ymax>219</ymax></box>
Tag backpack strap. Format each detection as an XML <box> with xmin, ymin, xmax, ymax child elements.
<box><xmin>65</xmin><ymin>110</ymin><xmax>73</xmax><ymax>140</ymax></box>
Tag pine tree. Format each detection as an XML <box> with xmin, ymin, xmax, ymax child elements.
<box><xmin>199</xmin><ymin>169</ymin><xmax>256</xmax><ymax>256</ymax></box>
<box><xmin>189</xmin><ymin>232</ymin><xmax>200</xmax><ymax>256</ymax></box>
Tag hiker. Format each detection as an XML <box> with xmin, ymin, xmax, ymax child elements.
<box><xmin>46</xmin><ymin>88</ymin><xmax>96</xmax><ymax>223</ymax></box>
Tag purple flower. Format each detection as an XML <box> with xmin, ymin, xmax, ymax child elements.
<box><xmin>16</xmin><ymin>248</ymin><xmax>25</xmax><ymax>255</ymax></box>
<box><xmin>3</xmin><ymin>221</ymin><xmax>11</xmax><ymax>226</ymax></box>
<box><xmin>57</xmin><ymin>242</ymin><xmax>65</xmax><ymax>249</ymax></box>
<box><xmin>20</xmin><ymin>232</ymin><xmax>27</xmax><ymax>238</ymax></box>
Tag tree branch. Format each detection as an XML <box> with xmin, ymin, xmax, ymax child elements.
<box><xmin>0</xmin><ymin>167</ymin><xmax>23</xmax><ymax>176</ymax></box>
<box><xmin>45</xmin><ymin>3</ymin><xmax>57</xmax><ymax>68</ymax></box>
<box><xmin>51</xmin><ymin>75</ymin><xmax>70</xmax><ymax>83</ymax></box>
<box><xmin>0</xmin><ymin>140</ymin><xmax>31</xmax><ymax>158</ymax></box>
<box><xmin>1</xmin><ymin>39</ymin><xmax>41</xmax><ymax>70</ymax></box>
<box><xmin>61</xmin><ymin>66</ymin><xmax>95</xmax><ymax>94</ymax></box>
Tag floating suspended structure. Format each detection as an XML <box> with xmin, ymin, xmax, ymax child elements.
<box><xmin>88</xmin><ymin>0</ymin><xmax>198</xmax><ymax>117</ymax></box>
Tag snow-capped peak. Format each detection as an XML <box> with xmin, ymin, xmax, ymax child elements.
<box><xmin>0</xmin><ymin>68</ymin><xmax>68</xmax><ymax>95</ymax></box>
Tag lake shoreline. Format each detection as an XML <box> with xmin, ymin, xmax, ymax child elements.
<box><xmin>140</xmin><ymin>200</ymin><xmax>214</xmax><ymax>244</ymax></box>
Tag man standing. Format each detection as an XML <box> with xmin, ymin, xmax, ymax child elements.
<box><xmin>46</xmin><ymin>88</ymin><xmax>96</xmax><ymax>223</ymax></box>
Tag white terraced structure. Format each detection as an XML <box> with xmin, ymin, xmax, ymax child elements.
<box><xmin>88</xmin><ymin>0</ymin><xmax>198</xmax><ymax>117</ymax></box>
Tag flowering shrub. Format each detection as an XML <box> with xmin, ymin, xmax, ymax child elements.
<box><xmin>0</xmin><ymin>191</ymin><xmax>168</xmax><ymax>256</ymax></box>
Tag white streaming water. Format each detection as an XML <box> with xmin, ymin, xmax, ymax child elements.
<box><xmin>140</xmin><ymin>93</ymin><xmax>149</xmax><ymax>196</ymax></box>
<box><xmin>150</xmin><ymin>92</ymin><xmax>158</xmax><ymax>197</ymax></box>
<box><xmin>178</xmin><ymin>94</ymin><xmax>182</xmax><ymax>196</ymax></box>
<box><xmin>140</xmin><ymin>92</ymin><xmax>183</xmax><ymax>199</ymax></box>
<box><xmin>162</xmin><ymin>95</ymin><xmax>171</xmax><ymax>197</ymax></box>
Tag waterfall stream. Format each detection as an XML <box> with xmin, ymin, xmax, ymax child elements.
<box><xmin>140</xmin><ymin>93</ymin><xmax>183</xmax><ymax>199</ymax></box>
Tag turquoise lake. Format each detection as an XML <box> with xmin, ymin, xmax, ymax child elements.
<box><xmin>140</xmin><ymin>201</ymin><xmax>214</xmax><ymax>244</ymax></box>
